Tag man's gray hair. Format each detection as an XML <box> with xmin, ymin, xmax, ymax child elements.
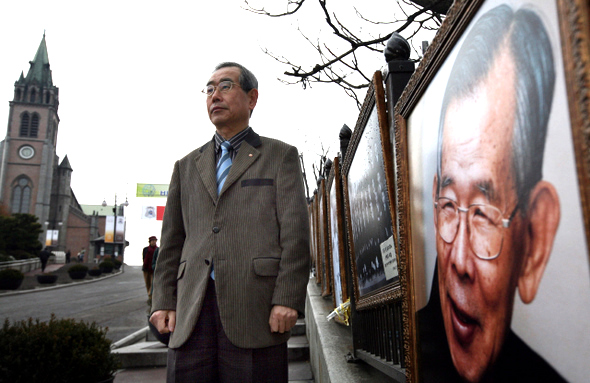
<box><xmin>215</xmin><ymin>62</ymin><xmax>258</xmax><ymax>92</ymax></box>
<box><xmin>436</xmin><ymin>4</ymin><xmax>555</xmax><ymax>212</ymax></box>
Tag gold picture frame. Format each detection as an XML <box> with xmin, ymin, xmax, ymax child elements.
<box><xmin>394</xmin><ymin>0</ymin><xmax>590</xmax><ymax>381</ymax></box>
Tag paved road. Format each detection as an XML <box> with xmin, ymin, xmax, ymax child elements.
<box><xmin>0</xmin><ymin>265</ymin><xmax>150</xmax><ymax>343</ymax></box>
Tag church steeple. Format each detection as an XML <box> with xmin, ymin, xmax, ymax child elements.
<box><xmin>24</xmin><ymin>33</ymin><xmax>53</xmax><ymax>87</ymax></box>
<box><xmin>13</xmin><ymin>33</ymin><xmax>58</xmax><ymax>107</ymax></box>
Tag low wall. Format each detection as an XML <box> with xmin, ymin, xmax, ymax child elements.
<box><xmin>305</xmin><ymin>279</ymin><xmax>393</xmax><ymax>383</ymax></box>
<box><xmin>0</xmin><ymin>258</ymin><xmax>41</xmax><ymax>273</ymax></box>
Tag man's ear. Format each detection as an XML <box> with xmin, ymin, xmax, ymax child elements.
<box><xmin>518</xmin><ymin>180</ymin><xmax>560</xmax><ymax>303</ymax></box>
<box><xmin>248</xmin><ymin>88</ymin><xmax>258</xmax><ymax>112</ymax></box>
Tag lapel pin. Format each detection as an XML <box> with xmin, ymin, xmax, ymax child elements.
<box><xmin>249</xmin><ymin>153</ymin><xmax>253</xmax><ymax>157</ymax></box>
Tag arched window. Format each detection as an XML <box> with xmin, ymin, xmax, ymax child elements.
<box><xmin>11</xmin><ymin>178</ymin><xmax>32</xmax><ymax>214</ymax></box>
<box><xmin>30</xmin><ymin>114</ymin><xmax>39</xmax><ymax>137</ymax></box>
<box><xmin>19</xmin><ymin>112</ymin><xmax>39</xmax><ymax>138</ymax></box>
<box><xmin>29</xmin><ymin>89</ymin><xmax>36</xmax><ymax>103</ymax></box>
<box><xmin>45</xmin><ymin>92</ymin><xmax>51</xmax><ymax>104</ymax></box>
<box><xmin>19</xmin><ymin>113</ymin><xmax>30</xmax><ymax>137</ymax></box>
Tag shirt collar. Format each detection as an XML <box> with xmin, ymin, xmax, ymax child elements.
<box><xmin>214</xmin><ymin>126</ymin><xmax>252</xmax><ymax>153</ymax></box>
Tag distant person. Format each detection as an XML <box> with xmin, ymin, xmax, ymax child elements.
<box><xmin>142</xmin><ymin>236</ymin><xmax>159</xmax><ymax>305</ymax></box>
<box><xmin>77</xmin><ymin>248</ymin><xmax>86</xmax><ymax>263</ymax></box>
<box><xmin>418</xmin><ymin>5</ymin><xmax>564</xmax><ymax>382</ymax></box>
<box><xmin>150</xmin><ymin>62</ymin><xmax>310</xmax><ymax>382</ymax></box>
<box><xmin>39</xmin><ymin>248</ymin><xmax>51</xmax><ymax>272</ymax></box>
<box><xmin>65</xmin><ymin>249</ymin><xmax>71</xmax><ymax>264</ymax></box>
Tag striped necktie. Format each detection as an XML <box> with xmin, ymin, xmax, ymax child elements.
<box><xmin>217</xmin><ymin>141</ymin><xmax>232</xmax><ymax>195</ymax></box>
<box><xmin>212</xmin><ymin>141</ymin><xmax>232</xmax><ymax>280</ymax></box>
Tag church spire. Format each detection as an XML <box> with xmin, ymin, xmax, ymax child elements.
<box><xmin>23</xmin><ymin>34</ymin><xmax>53</xmax><ymax>87</ymax></box>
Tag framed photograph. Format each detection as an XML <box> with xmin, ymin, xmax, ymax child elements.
<box><xmin>308</xmin><ymin>202</ymin><xmax>316</xmax><ymax>280</ymax></box>
<box><xmin>318</xmin><ymin>178</ymin><xmax>332</xmax><ymax>297</ymax></box>
<box><xmin>313</xmin><ymin>192</ymin><xmax>322</xmax><ymax>285</ymax></box>
<box><xmin>327</xmin><ymin>156</ymin><xmax>348</xmax><ymax>308</ymax></box>
<box><xmin>342</xmin><ymin>71</ymin><xmax>400</xmax><ymax>310</ymax></box>
<box><xmin>394</xmin><ymin>0</ymin><xmax>590</xmax><ymax>382</ymax></box>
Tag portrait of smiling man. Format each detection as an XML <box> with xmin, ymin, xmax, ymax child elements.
<box><xmin>417</xmin><ymin>4</ymin><xmax>566</xmax><ymax>383</ymax></box>
<box><xmin>150</xmin><ymin>62</ymin><xmax>310</xmax><ymax>382</ymax></box>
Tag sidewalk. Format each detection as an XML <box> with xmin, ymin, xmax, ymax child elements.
<box><xmin>115</xmin><ymin>366</ymin><xmax>167</xmax><ymax>383</ymax></box>
<box><xmin>0</xmin><ymin>262</ymin><xmax>122</xmax><ymax>295</ymax></box>
<box><xmin>5</xmin><ymin>263</ymin><xmax>313</xmax><ymax>382</ymax></box>
<box><xmin>5</xmin><ymin>262</ymin><xmax>169</xmax><ymax>382</ymax></box>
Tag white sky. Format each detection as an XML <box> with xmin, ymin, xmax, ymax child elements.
<box><xmin>0</xmin><ymin>0</ymin><xmax>435</xmax><ymax>265</ymax></box>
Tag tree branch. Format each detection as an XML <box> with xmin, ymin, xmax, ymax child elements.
<box><xmin>243</xmin><ymin>0</ymin><xmax>306</xmax><ymax>17</ymax></box>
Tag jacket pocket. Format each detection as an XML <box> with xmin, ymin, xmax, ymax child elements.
<box><xmin>241</xmin><ymin>178</ymin><xmax>274</xmax><ymax>187</ymax></box>
<box><xmin>252</xmin><ymin>258</ymin><xmax>280</xmax><ymax>277</ymax></box>
<box><xmin>177</xmin><ymin>261</ymin><xmax>186</xmax><ymax>280</ymax></box>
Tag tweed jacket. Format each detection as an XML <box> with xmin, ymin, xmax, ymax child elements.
<box><xmin>151</xmin><ymin>129</ymin><xmax>310</xmax><ymax>349</ymax></box>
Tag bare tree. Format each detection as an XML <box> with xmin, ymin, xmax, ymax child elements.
<box><xmin>244</xmin><ymin>0</ymin><xmax>448</xmax><ymax>108</ymax></box>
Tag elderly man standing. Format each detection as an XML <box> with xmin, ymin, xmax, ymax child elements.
<box><xmin>150</xmin><ymin>62</ymin><xmax>310</xmax><ymax>382</ymax></box>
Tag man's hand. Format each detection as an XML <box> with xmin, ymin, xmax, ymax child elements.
<box><xmin>269</xmin><ymin>305</ymin><xmax>298</xmax><ymax>333</ymax></box>
<box><xmin>150</xmin><ymin>310</ymin><xmax>176</xmax><ymax>334</ymax></box>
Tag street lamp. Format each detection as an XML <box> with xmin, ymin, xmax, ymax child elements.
<box><xmin>102</xmin><ymin>194</ymin><xmax>129</xmax><ymax>260</ymax></box>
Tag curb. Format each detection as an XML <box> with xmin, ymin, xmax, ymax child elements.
<box><xmin>111</xmin><ymin>326</ymin><xmax>149</xmax><ymax>350</ymax></box>
<box><xmin>0</xmin><ymin>268</ymin><xmax>124</xmax><ymax>297</ymax></box>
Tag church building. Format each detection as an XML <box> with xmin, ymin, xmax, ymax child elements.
<box><xmin>0</xmin><ymin>34</ymin><xmax>102</xmax><ymax>260</ymax></box>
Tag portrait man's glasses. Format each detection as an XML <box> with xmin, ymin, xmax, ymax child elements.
<box><xmin>434</xmin><ymin>197</ymin><xmax>519</xmax><ymax>260</ymax></box>
<box><xmin>202</xmin><ymin>81</ymin><xmax>242</xmax><ymax>97</ymax></box>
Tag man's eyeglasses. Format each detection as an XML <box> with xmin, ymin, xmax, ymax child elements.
<box><xmin>434</xmin><ymin>197</ymin><xmax>519</xmax><ymax>260</ymax></box>
<box><xmin>201</xmin><ymin>81</ymin><xmax>242</xmax><ymax>97</ymax></box>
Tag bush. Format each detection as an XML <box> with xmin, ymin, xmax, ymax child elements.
<box><xmin>68</xmin><ymin>264</ymin><xmax>89</xmax><ymax>273</ymax></box>
<box><xmin>88</xmin><ymin>267</ymin><xmax>102</xmax><ymax>277</ymax></box>
<box><xmin>0</xmin><ymin>315</ymin><xmax>120</xmax><ymax>382</ymax></box>
<box><xmin>0</xmin><ymin>254</ymin><xmax>14</xmax><ymax>262</ymax></box>
<box><xmin>68</xmin><ymin>264</ymin><xmax>88</xmax><ymax>280</ymax></box>
<box><xmin>36</xmin><ymin>274</ymin><xmax>58</xmax><ymax>284</ymax></box>
<box><xmin>0</xmin><ymin>268</ymin><xmax>25</xmax><ymax>289</ymax></box>
<box><xmin>0</xmin><ymin>268</ymin><xmax>24</xmax><ymax>280</ymax></box>
<box><xmin>112</xmin><ymin>258</ymin><xmax>122</xmax><ymax>269</ymax></box>
<box><xmin>10</xmin><ymin>249</ymin><xmax>33</xmax><ymax>260</ymax></box>
<box><xmin>0</xmin><ymin>213</ymin><xmax>42</xmax><ymax>257</ymax></box>
<box><xmin>99</xmin><ymin>260</ymin><xmax>114</xmax><ymax>273</ymax></box>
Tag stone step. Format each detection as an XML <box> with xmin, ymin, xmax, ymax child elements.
<box><xmin>112</xmin><ymin>341</ymin><xmax>167</xmax><ymax>368</ymax></box>
<box><xmin>113</xmin><ymin>340</ymin><xmax>313</xmax><ymax>381</ymax></box>
<box><xmin>291</xmin><ymin>318</ymin><xmax>306</xmax><ymax>336</ymax></box>
<box><xmin>115</xmin><ymin>335</ymin><xmax>311</xmax><ymax>367</ymax></box>
<box><xmin>144</xmin><ymin>318</ymin><xmax>307</xmax><ymax>341</ymax></box>
<box><xmin>114</xmin><ymin>323</ymin><xmax>313</xmax><ymax>381</ymax></box>
<box><xmin>288</xmin><ymin>334</ymin><xmax>310</xmax><ymax>362</ymax></box>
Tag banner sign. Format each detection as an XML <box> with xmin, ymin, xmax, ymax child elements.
<box><xmin>136</xmin><ymin>183</ymin><xmax>169</xmax><ymax>198</ymax></box>
<box><xmin>105</xmin><ymin>216</ymin><xmax>115</xmax><ymax>243</ymax></box>
<box><xmin>115</xmin><ymin>216</ymin><xmax>125</xmax><ymax>242</ymax></box>
<box><xmin>45</xmin><ymin>231</ymin><xmax>51</xmax><ymax>247</ymax></box>
<box><xmin>157</xmin><ymin>206</ymin><xmax>165</xmax><ymax>220</ymax></box>
<box><xmin>45</xmin><ymin>230</ymin><xmax>58</xmax><ymax>247</ymax></box>
<box><xmin>142</xmin><ymin>206</ymin><xmax>166</xmax><ymax>221</ymax></box>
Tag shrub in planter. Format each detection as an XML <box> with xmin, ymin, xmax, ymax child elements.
<box><xmin>112</xmin><ymin>258</ymin><xmax>122</xmax><ymax>270</ymax></box>
<box><xmin>99</xmin><ymin>260</ymin><xmax>114</xmax><ymax>273</ymax></box>
<box><xmin>0</xmin><ymin>254</ymin><xmax>15</xmax><ymax>262</ymax></box>
<box><xmin>0</xmin><ymin>315</ymin><xmax>120</xmax><ymax>383</ymax></box>
<box><xmin>11</xmin><ymin>249</ymin><xmax>34</xmax><ymax>260</ymax></box>
<box><xmin>88</xmin><ymin>267</ymin><xmax>103</xmax><ymax>277</ymax></box>
<box><xmin>0</xmin><ymin>268</ymin><xmax>24</xmax><ymax>290</ymax></box>
<box><xmin>68</xmin><ymin>264</ymin><xmax>88</xmax><ymax>280</ymax></box>
<box><xmin>36</xmin><ymin>273</ymin><xmax>58</xmax><ymax>284</ymax></box>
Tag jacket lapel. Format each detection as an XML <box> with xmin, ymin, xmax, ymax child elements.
<box><xmin>220</xmin><ymin>129</ymin><xmax>262</xmax><ymax>197</ymax></box>
<box><xmin>221</xmin><ymin>141</ymin><xmax>260</xmax><ymax>195</ymax></box>
<box><xmin>195</xmin><ymin>141</ymin><xmax>218</xmax><ymax>202</ymax></box>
